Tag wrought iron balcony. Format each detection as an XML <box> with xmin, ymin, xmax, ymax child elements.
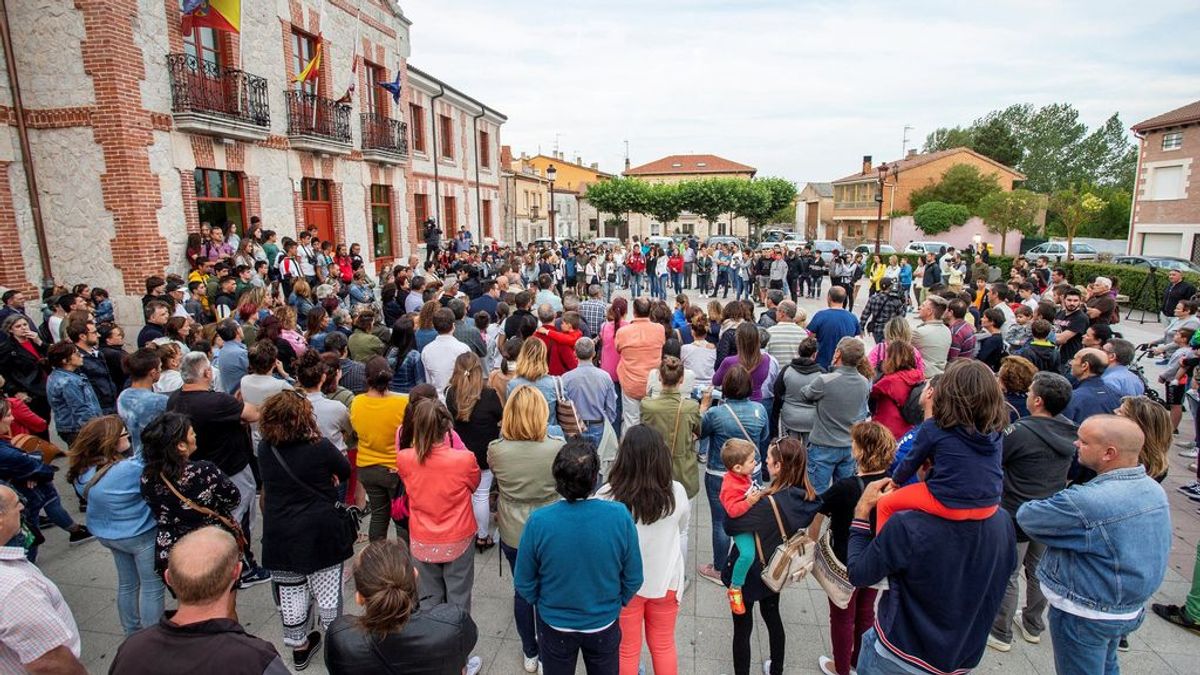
<box><xmin>285</xmin><ymin>90</ymin><xmax>352</xmax><ymax>153</ymax></box>
<box><xmin>166</xmin><ymin>53</ymin><xmax>270</xmax><ymax>141</ymax></box>
<box><xmin>360</xmin><ymin>112</ymin><xmax>409</xmax><ymax>164</ymax></box>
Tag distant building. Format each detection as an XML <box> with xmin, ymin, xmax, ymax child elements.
<box><xmin>1128</xmin><ymin>99</ymin><xmax>1200</xmax><ymax>258</ymax></box>
<box><xmin>797</xmin><ymin>182</ymin><xmax>834</xmax><ymax>239</ymax></box>
<box><xmin>623</xmin><ymin>154</ymin><xmax>757</xmax><ymax>240</ymax></box>
<box><xmin>829</xmin><ymin>148</ymin><xmax>1024</xmax><ymax>246</ymax></box>
<box><xmin>519</xmin><ymin>152</ymin><xmax>610</xmax><ymax>241</ymax></box>
<box><xmin>499</xmin><ymin>146</ymin><xmax>550</xmax><ymax>245</ymax></box>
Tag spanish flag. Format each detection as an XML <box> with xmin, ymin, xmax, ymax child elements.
<box><xmin>293</xmin><ymin>36</ymin><xmax>323</xmax><ymax>84</ymax></box>
<box><xmin>181</xmin><ymin>0</ymin><xmax>240</xmax><ymax>34</ymax></box>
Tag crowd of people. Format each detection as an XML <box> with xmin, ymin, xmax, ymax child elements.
<box><xmin>0</xmin><ymin>220</ymin><xmax>1197</xmax><ymax>675</ymax></box>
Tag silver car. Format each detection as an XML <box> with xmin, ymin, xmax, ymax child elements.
<box><xmin>1024</xmin><ymin>241</ymin><xmax>1099</xmax><ymax>263</ymax></box>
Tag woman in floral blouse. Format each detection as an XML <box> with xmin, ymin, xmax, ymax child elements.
<box><xmin>140</xmin><ymin>411</ymin><xmax>240</xmax><ymax>575</ymax></box>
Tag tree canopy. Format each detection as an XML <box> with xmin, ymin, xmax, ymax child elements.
<box><xmin>977</xmin><ymin>189</ymin><xmax>1041</xmax><ymax>254</ymax></box>
<box><xmin>584</xmin><ymin>175</ymin><xmax>796</xmax><ymax>236</ymax></box>
<box><xmin>908</xmin><ymin>164</ymin><xmax>1003</xmax><ymax>214</ymax></box>
<box><xmin>913</xmin><ymin>201</ymin><xmax>971</xmax><ymax>235</ymax></box>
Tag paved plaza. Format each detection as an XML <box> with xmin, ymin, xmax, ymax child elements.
<box><xmin>32</xmin><ymin>288</ymin><xmax>1200</xmax><ymax>674</ymax></box>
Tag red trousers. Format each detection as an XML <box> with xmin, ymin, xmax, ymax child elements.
<box><xmin>875</xmin><ymin>482</ymin><xmax>997</xmax><ymax>533</ymax></box>
<box><xmin>618</xmin><ymin>591</ymin><xmax>679</xmax><ymax>675</ymax></box>
<box><xmin>828</xmin><ymin>588</ymin><xmax>878</xmax><ymax>675</ymax></box>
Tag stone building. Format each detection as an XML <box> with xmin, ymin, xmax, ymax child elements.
<box><xmin>0</xmin><ymin>0</ymin><xmax>502</xmax><ymax>330</ymax></box>
<box><xmin>622</xmin><ymin>153</ymin><xmax>757</xmax><ymax>240</ymax></box>
<box><xmin>499</xmin><ymin>145</ymin><xmax>550</xmax><ymax>245</ymax></box>
<box><xmin>796</xmin><ymin>182</ymin><xmax>834</xmax><ymax>239</ymax></box>
<box><xmin>1128</xmin><ymin>99</ymin><xmax>1200</xmax><ymax>258</ymax></box>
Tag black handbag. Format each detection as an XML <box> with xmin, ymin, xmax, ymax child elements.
<box><xmin>268</xmin><ymin>444</ymin><xmax>361</xmax><ymax>547</ymax></box>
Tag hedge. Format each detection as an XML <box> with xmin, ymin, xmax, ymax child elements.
<box><xmin>1061</xmin><ymin>261</ymin><xmax>1200</xmax><ymax>312</ymax></box>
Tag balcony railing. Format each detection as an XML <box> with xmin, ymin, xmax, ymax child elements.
<box><xmin>285</xmin><ymin>90</ymin><xmax>352</xmax><ymax>144</ymax></box>
<box><xmin>166</xmin><ymin>53</ymin><xmax>269</xmax><ymax>129</ymax></box>
<box><xmin>361</xmin><ymin>112</ymin><xmax>409</xmax><ymax>156</ymax></box>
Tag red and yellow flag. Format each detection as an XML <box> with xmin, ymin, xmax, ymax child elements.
<box><xmin>293</xmin><ymin>37</ymin><xmax>323</xmax><ymax>84</ymax></box>
<box><xmin>181</xmin><ymin>0</ymin><xmax>240</xmax><ymax>34</ymax></box>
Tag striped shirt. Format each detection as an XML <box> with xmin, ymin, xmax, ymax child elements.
<box><xmin>766</xmin><ymin>322</ymin><xmax>809</xmax><ymax>364</ymax></box>
<box><xmin>0</xmin><ymin>547</ymin><xmax>80</xmax><ymax>670</ymax></box>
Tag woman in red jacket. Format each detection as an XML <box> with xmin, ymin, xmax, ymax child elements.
<box><xmin>668</xmin><ymin>249</ymin><xmax>685</xmax><ymax>295</ymax></box>
<box><xmin>868</xmin><ymin>340</ymin><xmax>925</xmax><ymax>439</ymax></box>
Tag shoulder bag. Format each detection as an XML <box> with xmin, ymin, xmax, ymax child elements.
<box><xmin>667</xmin><ymin>397</ymin><xmax>699</xmax><ymax>498</ymax></box>
<box><xmin>81</xmin><ymin>462</ymin><xmax>117</xmax><ymax>501</ymax></box>
<box><xmin>553</xmin><ymin>376</ymin><xmax>584</xmax><ymax>437</ymax></box>
<box><xmin>811</xmin><ymin>478</ymin><xmax>861</xmax><ymax>609</ymax></box>
<box><xmin>724</xmin><ymin>403</ymin><xmax>756</xmax><ymax>444</ymax></box>
<box><xmin>160</xmin><ymin>471</ymin><xmax>248</xmax><ymax>552</ymax></box>
<box><xmin>757</xmin><ymin>494</ymin><xmax>815</xmax><ymax>593</ymax></box>
<box><xmin>268</xmin><ymin>444</ymin><xmax>361</xmax><ymax>548</ymax></box>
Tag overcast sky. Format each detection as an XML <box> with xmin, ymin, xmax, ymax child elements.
<box><xmin>406</xmin><ymin>0</ymin><xmax>1200</xmax><ymax>186</ymax></box>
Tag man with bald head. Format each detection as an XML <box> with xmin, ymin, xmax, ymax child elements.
<box><xmin>1061</xmin><ymin>347</ymin><xmax>1123</xmax><ymax>426</ymax></box>
<box><xmin>1017</xmin><ymin>415</ymin><xmax>1171</xmax><ymax>674</ymax></box>
<box><xmin>0</xmin><ymin>484</ymin><xmax>86</xmax><ymax>674</ymax></box>
<box><xmin>111</xmin><ymin>526</ymin><xmax>290</xmax><ymax>674</ymax></box>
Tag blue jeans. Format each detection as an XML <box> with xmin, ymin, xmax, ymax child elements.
<box><xmin>630</xmin><ymin>273</ymin><xmax>644</xmax><ymax>298</ymax></box>
<box><xmin>537</xmin><ymin>615</ymin><xmax>620</xmax><ymax>675</ymax></box>
<box><xmin>733</xmin><ymin>275</ymin><xmax>746</xmax><ymax>300</ymax></box>
<box><xmin>1049</xmin><ymin>606</ymin><xmax>1144</xmax><ymax>675</ymax></box>
<box><xmin>100</xmin><ymin>528</ymin><xmax>165</xmax><ymax>634</ymax></box>
<box><xmin>502</xmin><ymin>541</ymin><xmax>539</xmax><ymax>659</ymax></box>
<box><xmin>581</xmin><ymin>422</ymin><xmax>604</xmax><ymax>449</ymax></box>
<box><xmin>715</xmin><ymin>270</ymin><xmax>730</xmax><ymax>297</ymax></box>
<box><xmin>704</xmin><ymin>472</ymin><xmax>731</xmax><ymax>570</ymax></box>
<box><xmin>806</xmin><ymin>443</ymin><xmax>856</xmax><ymax>493</ymax></box>
<box><xmin>670</xmin><ymin>271</ymin><xmax>682</xmax><ymax>294</ymax></box>
<box><xmin>657</xmin><ymin>273</ymin><xmax>669</xmax><ymax>299</ymax></box>
<box><xmin>856</xmin><ymin>628</ymin><xmax>929</xmax><ymax>674</ymax></box>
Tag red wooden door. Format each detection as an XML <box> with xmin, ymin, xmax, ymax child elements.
<box><xmin>301</xmin><ymin>178</ymin><xmax>334</xmax><ymax>242</ymax></box>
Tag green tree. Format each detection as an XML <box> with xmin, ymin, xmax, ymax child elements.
<box><xmin>1078</xmin><ymin>114</ymin><xmax>1139</xmax><ymax>189</ymax></box>
<box><xmin>913</xmin><ymin>201</ymin><xmax>971</xmax><ymax>235</ymax></box>
<box><xmin>678</xmin><ymin>178</ymin><xmax>740</xmax><ymax>238</ymax></box>
<box><xmin>970</xmin><ymin>114</ymin><xmax>1023</xmax><ymax>167</ymax></box>
<box><xmin>907</xmin><ymin>164</ymin><xmax>1002</xmax><ymax>213</ymax></box>
<box><xmin>584</xmin><ymin>178</ymin><xmax>649</xmax><ymax>228</ymax></box>
<box><xmin>1049</xmin><ymin>186</ymin><xmax>1106</xmax><ymax>261</ymax></box>
<box><xmin>923</xmin><ymin>126</ymin><xmax>974</xmax><ymax>152</ymax></box>
<box><xmin>977</xmin><ymin>188</ymin><xmax>1041</xmax><ymax>255</ymax></box>
<box><xmin>732</xmin><ymin>177</ymin><xmax>797</xmax><ymax>240</ymax></box>
<box><xmin>643</xmin><ymin>182</ymin><xmax>682</xmax><ymax>226</ymax></box>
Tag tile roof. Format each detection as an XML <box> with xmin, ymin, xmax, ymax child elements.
<box><xmin>1132</xmin><ymin>100</ymin><xmax>1200</xmax><ymax>132</ymax></box>
<box><xmin>624</xmin><ymin>154</ymin><xmax>757</xmax><ymax>176</ymax></box>
<box><xmin>830</xmin><ymin>147</ymin><xmax>1025</xmax><ymax>184</ymax></box>
<box><xmin>803</xmin><ymin>182</ymin><xmax>833</xmax><ymax>198</ymax></box>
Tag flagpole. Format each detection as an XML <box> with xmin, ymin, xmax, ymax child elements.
<box><xmin>311</xmin><ymin>0</ymin><xmax>327</xmax><ymax>130</ymax></box>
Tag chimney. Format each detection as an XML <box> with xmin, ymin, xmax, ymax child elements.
<box><xmin>907</xmin><ymin>149</ymin><xmax>918</xmax><ymax>159</ymax></box>
<box><xmin>625</xmin><ymin>156</ymin><xmax>631</xmax><ymax>171</ymax></box>
<box><xmin>575</xmin><ymin>156</ymin><xmax>582</xmax><ymax>165</ymax></box>
<box><xmin>862</xmin><ymin>155</ymin><xmax>873</xmax><ymax>175</ymax></box>
<box><xmin>590</xmin><ymin>162</ymin><xmax>598</xmax><ymax>170</ymax></box>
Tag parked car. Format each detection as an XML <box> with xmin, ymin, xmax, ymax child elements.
<box><xmin>647</xmin><ymin>235</ymin><xmax>676</xmax><ymax>251</ymax></box>
<box><xmin>705</xmin><ymin>235</ymin><xmax>742</xmax><ymax>249</ymax></box>
<box><xmin>1113</xmin><ymin>255</ymin><xmax>1200</xmax><ymax>275</ymax></box>
<box><xmin>904</xmin><ymin>241</ymin><xmax>952</xmax><ymax>256</ymax></box>
<box><xmin>1024</xmin><ymin>241</ymin><xmax>1099</xmax><ymax>263</ymax></box>
<box><xmin>756</xmin><ymin>240</ymin><xmax>806</xmax><ymax>253</ymax></box>
<box><xmin>810</xmin><ymin>239</ymin><xmax>843</xmax><ymax>262</ymax></box>
<box><xmin>853</xmin><ymin>243</ymin><xmax>897</xmax><ymax>256</ymax></box>
<box><xmin>591</xmin><ymin>237</ymin><xmax>620</xmax><ymax>249</ymax></box>
<box><xmin>760</xmin><ymin>228</ymin><xmax>799</xmax><ymax>243</ymax></box>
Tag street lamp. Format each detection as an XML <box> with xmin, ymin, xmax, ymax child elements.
<box><xmin>874</xmin><ymin>162</ymin><xmax>889</xmax><ymax>255</ymax></box>
<box><xmin>546</xmin><ymin>164</ymin><xmax>557</xmax><ymax>242</ymax></box>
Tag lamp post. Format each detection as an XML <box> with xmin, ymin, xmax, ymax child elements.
<box><xmin>547</xmin><ymin>164</ymin><xmax>557</xmax><ymax>243</ymax></box>
<box><xmin>874</xmin><ymin>162</ymin><xmax>889</xmax><ymax>255</ymax></box>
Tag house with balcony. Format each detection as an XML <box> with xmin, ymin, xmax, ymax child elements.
<box><xmin>0</xmin><ymin>0</ymin><xmax>504</xmax><ymax>327</ymax></box>
<box><xmin>829</xmin><ymin>148</ymin><xmax>1024</xmax><ymax>246</ymax></box>
<box><xmin>1128</xmin><ymin>99</ymin><xmax>1200</xmax><ymax>258</ymax></box>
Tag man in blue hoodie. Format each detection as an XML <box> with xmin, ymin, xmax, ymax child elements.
<box><xmin>1018</xmin><ymin>415</ymin><xmax>1171</xmax><ymax>675</ymax></box>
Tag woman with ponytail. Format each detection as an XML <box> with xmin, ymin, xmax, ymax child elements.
<box><xmin>325</xmin><ymin>539</ymin><xmax>481</xmax><ymax>674</ymax></box>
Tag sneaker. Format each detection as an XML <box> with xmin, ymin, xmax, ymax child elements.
<box><xmin>1014</xmin><ymin>613</ymin><xmax>1040</xmax><ymax>644</ymax></box>
<box><xmin>237</xmin><ymin>567</ymin><xmax>272</xmax><ymax>589</ymax></box>
<box><xmin>728</xmin><ymin>587</ymin><xmax>746</xmax><ymax>615</ymax></box>
<box><xmin>697</xmin><ymin>563</ymin><xmax>723</xmax><ymax>586</ymax></box>
<box><xmin>68</xmin><ymin>526</ymin><xmax>95</xmax><ymax>546</ymax></box>
<box><xmin>523</xmin><ymin>655</ymin><xmax>539</xmax><ymax>673</ymax></box>
<box><xmin>1175</xmin><ymin>437</ymin><xmax>1195</xmax><ymax>447</ymax></box>
<box><xmin>818</xmin><ymin>656</ymin><xmax>838</xmax><ymax>675</ymax></box>
<box><xmin>1188</xmin><ymin>492</ymin><xmax>1200</xmax><ymax>503</ymax></box>
<box><xmin>1179</xmin><ymin>448</ymin><xmax>1199</xmax><ymax>459</ymax></box>
<box><xmin>1177</xmin><ymin>482</ymin><xmax>1200</xmax><ymax>495</ymax></box>
<box><xmin>762</xmin><ymin>660</ymin><xmax>771</xmax><ymax>675</ymax></box>
<box><xmin>292</xmin><ymin>631</ymin><xmax>322</xmax><ymax>671</ymax></box>
<box><xmin>1117</xmin><ymin>636</ymin><xmax>1130</xmax><ymax>652</ymax></box>
<box><xmin>465</xmin><ymin>656</ymin><xmax>482</xmax><ymax>675</ymax></box>
<box><xmin>986</xmin><ymin>633</ymin><xmax>1012</xmax><ymax>652</ymax></box>
<box><xmin>1152</xmin><ymin>602</ymin><xmax>1200</xmax><ymax>636</ymax></box>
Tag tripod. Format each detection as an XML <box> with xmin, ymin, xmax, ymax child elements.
<box><xmin>1125</xmin><ymin>265</ymin><xmax>1161</xmax><ymax>324</ymax></box>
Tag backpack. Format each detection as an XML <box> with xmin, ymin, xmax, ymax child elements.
<box><xmin>900</xmin><ymin>381</ymin><xmax>927</xmax><ymax>425</ymax></box>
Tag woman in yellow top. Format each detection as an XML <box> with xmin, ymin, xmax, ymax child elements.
<box><xmin>869</xmin><ymin>254</ymin><xmax>887</xmax><ymax>295</ymax></box>
<box><xmin>350</xmin><ymin>356</ymin><xmax>408</xmax><ymax>542</ymax></box>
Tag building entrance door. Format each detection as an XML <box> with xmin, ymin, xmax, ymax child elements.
<box><xmin>302</xmin><ymin>178</ymin><xmax>334</xmax><ymax>242</ymax></box>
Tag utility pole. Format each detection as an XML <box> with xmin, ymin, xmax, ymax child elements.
<box><xmin>901</xmin><ymin>125</ymin><xmax>914</xmax><ymax>157</ymax></box>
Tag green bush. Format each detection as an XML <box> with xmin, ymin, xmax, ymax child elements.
<box><xmin>913</xmin><ymin>201</ymin><xmax>971</xmax><ymax>235</ymax></box>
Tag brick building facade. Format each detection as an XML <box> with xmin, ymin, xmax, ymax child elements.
<box><xmin>1129</xmin><ymin>100</ymin><xmax>1200</xmax><ymax>258</ymax></box>
<box><xmin>0</xmin><ymin>0</ymin><xmax>503</xmax><ymax>331</ymax></box>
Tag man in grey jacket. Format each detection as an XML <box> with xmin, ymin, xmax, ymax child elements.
<box><xmin>801</xmin><ymin>336</ymin><xmax>870</xmax><ymax>491</ymax></box>
<box><xmin>989</xmin><ymin>371</ymin><xmax>1077</xmax><ymax>652</ymax></box>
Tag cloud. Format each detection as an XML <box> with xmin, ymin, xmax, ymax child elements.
<box><xmin>405</xmin><ymin>0</ymin><xmax>1200</xmax><ymax>185</ymax></box>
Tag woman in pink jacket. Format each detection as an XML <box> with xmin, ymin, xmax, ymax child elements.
<box><xmin>868</xmin><ymin>340</ymin><xmax>925</xmax><ymax>439</ymax></box>
<box><xmin>395</xmin><ymin>398</ymin><xmax>481</xmax><ymax>613</ymax></box>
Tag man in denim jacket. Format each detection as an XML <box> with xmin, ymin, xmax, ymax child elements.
<box><xmin>1017</xmin><ymin>415</ymin><xmax>1171</xmax><ymax>675</ymax></box>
